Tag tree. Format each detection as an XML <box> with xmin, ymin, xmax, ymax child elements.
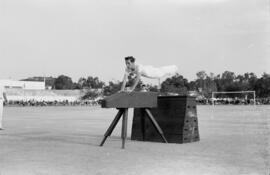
<box><xmin>203</xmin><ymin>76</ymin><xmax>217</xmax><ymax>97</ymax></box>
<box><xmin>221</xmin><ymin>71</ymin><xmax>235</xmax><ymax>81</ymax></box>
<box><xmin>103</xmin><ymin>81</ymin><xmax>122</xmax><ymax>96</ymax></box>
<box><xmin>247</xmin><ymin>73</ymin><xmax>258</xmax><ymax>90</ymax></box>
<box><xmin>187</xmin><ymin>81</ymin><xmax>197</xmax><ymax>91</ymax></box>
<box><xmin>214</xmin><ymin>71</ymin><xmax>236</xmax><ymax>91</ymax></box>
<box><xmin>45</xmin><ymin>77</ymin><xmax>56</xmax><ymax>89</ymax></box>
<box><xmin>196</xmin><ymin>71</ymin><xmax>207</xmax><ymax>80</ymax></box>
<box><xmin>76</xmin><ymin>76</ymin><xmax>105</xmax><ymax>89</ymax></box>
<box><xmin>148</xmin><ymin>84</ymin><xmax>159</xmax><ymax>92</ymax></box>
<box><xmin>161</xmin><ymin>74</ymin><xmax>189</xmax><ymax>94</ymax></box>
<box><xmin>54</xmin><ymin>75</ymin><xmax>74</xmax><ymax>89</ymax></box>
<box><xmin>77</xmin><ymin>77</ymin><xmax>87</xmax><ymax>89</ymax></box>
<box><xmin>84</xmin><ymin>76</ymin><xmax>105</xmax><ymax>89</ymax></box>
<box><xmin>73</xmin><ymin>82</ymin><xmax>82</xmax><ymax>90</ymax></box>
<box><xmin>254</xmin><ymin>73</ymin><xmax>270</xmax><ymax>97</ymax></box>
<box><xmin>196</xmin><ymin>71</ymin><xmax>207</xmax><ymax>90</ymax></box>
<box><xmin>81</xmin><ymin>90</ymin><xmax>101</xmax><ymax>100</ymax></box>
<box><xmin>194</xmin><ymin>71</ymin><xmax>217</xmax><ymax>97</ymax></box>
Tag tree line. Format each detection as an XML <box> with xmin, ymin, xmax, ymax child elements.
<box><xmin>22</xmin><ymin>71</ymin><xmax>270</xmax><ymax>98</ymax></box>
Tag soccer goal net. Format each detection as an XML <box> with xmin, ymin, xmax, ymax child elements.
<box><xmin>211</xmin><ymin>91</ymin><xmax>256</xmax><ymax>105</ymax></box>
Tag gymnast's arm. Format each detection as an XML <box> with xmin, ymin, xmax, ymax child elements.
<box><xmin>120</xmin><ymin>70</ymin><xmax>129</xmax><ymax>92</ymax></box>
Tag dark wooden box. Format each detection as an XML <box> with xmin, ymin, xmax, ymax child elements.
<box><xmin>131</xmin><ymin>96</ymin><xmax>200</xmax><ymax>143</ymax></box>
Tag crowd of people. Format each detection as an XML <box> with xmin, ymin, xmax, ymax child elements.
<box><xmin>4</xmin><ymin>99</ymin><xmax>101</xmax><ymax>107</ymax></box>
<box><xmin>196</xmin><ymin>97</ymin><xmax>270</xmax><ymax>105</ymax></box>
<box><xmin>3</xmin><ymin>96</ymin><xmax>270</xmax><ymax>107</ymax></box>
<box><xmin>255</xmin><ymin>98</ymin><xmax>270</xmax><ymax>105</ymax></box>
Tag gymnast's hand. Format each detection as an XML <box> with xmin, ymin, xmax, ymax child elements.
<box><xmin>118</xmin><ymin>88</ymin><xmax>132</xmax><ymax>93</ymax></box>
<box><xmin>118</xmin><ymin>89</ymin><xmax>129</xmax><ymax>93</ymax></box>
<box><xmin>125</xmin><ymin>89</ymin><xmax>133</xmax><ymax>93</ymax></box>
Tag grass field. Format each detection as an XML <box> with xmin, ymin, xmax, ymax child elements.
<box><xmin>0</xmin><ymin>106</ymin><xmax>269</xmax><ymax>175</ymax></box>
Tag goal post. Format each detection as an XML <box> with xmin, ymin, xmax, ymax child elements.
<box><xmin>211</xmin><ymin>91</ymin><xmax>256</xmax><ymax>106</ymax></box>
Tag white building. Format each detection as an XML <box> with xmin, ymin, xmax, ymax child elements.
<box><xmin>0</xmin><ymin>79</ymin><xmax>45</xmax><ymax>90</ymax></box>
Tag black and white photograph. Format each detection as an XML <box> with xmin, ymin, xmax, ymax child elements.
<box><xmin>0</xmin><ymin>0</ymin><xmax>269</xmax><ymax>174</ymax></box>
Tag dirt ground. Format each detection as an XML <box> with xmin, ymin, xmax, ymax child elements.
<box><xmin>0</xmin><ymin>106</ymin><xmax>269</xmax><ymax>175</ymax></box>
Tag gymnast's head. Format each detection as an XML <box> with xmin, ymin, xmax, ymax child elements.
<box><xmin>125</xmin><ymin>56</ymin><xmax>136</xmax><ymax>69</ymax></box>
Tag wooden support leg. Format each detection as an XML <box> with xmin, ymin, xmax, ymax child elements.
<box><xmin>140</xmin><ymin>109</ymin><xmax>146</xmax><ymax>141</ymax></box>
<box><xmin>121</xmin><ymin>108</ymin><xmax>128</xmax><ymax>149</ymax></box>
<box><xmin>100</xmin><ymin>109</ymin><xmax>124</xmax><ymax>146</ymax></box>
<box><xmin>145</xmin><ymin>108</ymin><xmax>168</xmax><ymax>143</ymax></box>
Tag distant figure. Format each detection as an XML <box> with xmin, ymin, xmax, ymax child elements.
<box><xmin>0</xmin><ymin>83</ymin><xmax>7</xmax><ymax>130</ymax></box>
<box><xmin>120</xmin><ymin>56</ymin><xmax>178</xmax><ymax>92</ymax></box>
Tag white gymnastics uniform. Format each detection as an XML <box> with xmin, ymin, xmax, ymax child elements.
<box><xmin>137</xmin><ymin>64</ymin><xmax>178</xmax><ymax>79</ymax></box>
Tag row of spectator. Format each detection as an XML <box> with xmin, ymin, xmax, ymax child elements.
<box><xmin>3</xmin><ymin>97</ymin><xmax>270</xmax><ymax>107</ymax></box>
<box><xmin>196</xmin><ymin>97</ymin><xmax>270</xmax><ymax>105</ymax></box>
<box><xmin>4</xmin><ymin>100</ymin><xmax>101</xmax><ymax>107</ymax></box>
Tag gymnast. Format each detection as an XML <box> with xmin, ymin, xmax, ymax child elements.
<box><xmin>120</xmin><ymin>56</ymin><xmax>178</xmax><ymax>92</ymax></box>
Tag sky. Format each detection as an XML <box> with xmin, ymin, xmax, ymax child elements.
<box><xmin>0</xmin><ymin>0</ymin><xmax>269</xmax><ymax>84</ymax></box>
